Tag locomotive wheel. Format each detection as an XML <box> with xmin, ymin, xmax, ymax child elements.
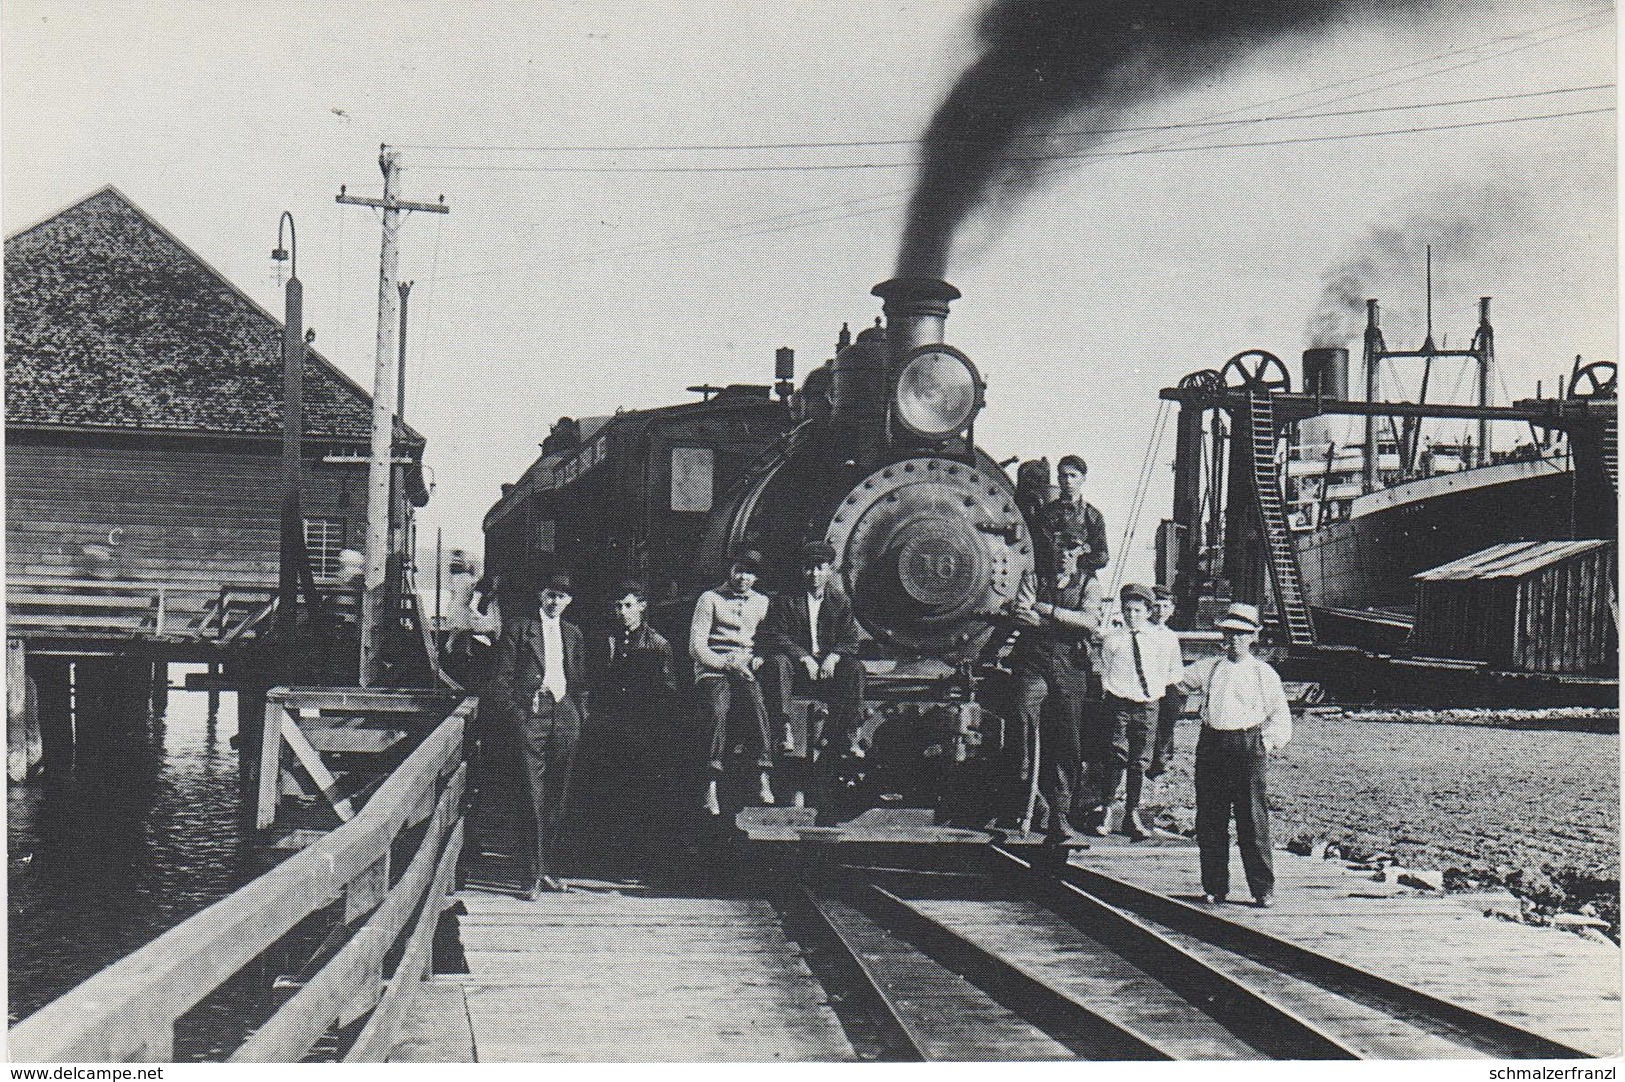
<box><xmin>1569</xmin><ymin>360</ymin><xmax>1618</xmax><ymax>400</ymax></box>
<box><xmin>826</xmin><ymin>457</ymin><xmax>1031</xmax><ymax>658</ymax></box>
<box><xmin>1219</xmin><ymin>350</ymin><xmax>1292</xmax><ymax>394</ymax></box>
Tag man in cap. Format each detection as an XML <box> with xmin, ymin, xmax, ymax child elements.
<box><xmin>1145</xmin><ymin>585</ymin><xmax>1185</xmax><ymax>783</ymax></box>
<box><xmin>487</xmin><ymin>571</ymin><xmax>588</xmax><ymax>897</ymax></box>
<box><xmin>1012</xmin><ymin>527</ymin><xmax>1105</xmax><ymax>843</ymax></box>
<box><xmin>591</xmin><ymin>581</ymin><xmax>677</xmax><ymax>779</ymax></box>
<box><xmin>1037</xmin><ymin>455</ymin><xmax>1109</xmax><ymax>581</ymax></box>
<box><xmin>690</xmin><ymin>550</ymin><xmax>774</xmax><ymax>814</ymax></box>
<box><xmin>1089</xmin><ymin>583</ymin><xmax>1186</xmax><ymax>839</ymax></box>
<box><xmin>760</xmin><ymin>540</ymin><xmax>866</xmax><ymax>759</ymax></box>
<box><xmin>1179</xmin><ymin>602</ymin><xmax>1291</xmax><ymax>907</ymax></box>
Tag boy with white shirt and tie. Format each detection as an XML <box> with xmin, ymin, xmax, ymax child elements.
<box><xmin>1180</xmin><ymin>602</ymin><xmax>1292</xmax><ymax>908</ymax></box>
<box><xmin>1089</xmin><ymin>583</ymin><xmax>1185</xmax><ymax>839</ymax></box>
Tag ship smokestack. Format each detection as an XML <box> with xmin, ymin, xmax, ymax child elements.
<box><xmin>1302</xmin><ymin>348</ymin><xmax>1349</xmax><ymax>400</ymax></box>
<box><xmin>871</xmin><ymin>277</ymin><xmax>961</xmax><ymax>365</ymax></box>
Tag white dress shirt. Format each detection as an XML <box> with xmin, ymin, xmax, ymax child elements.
<box><xmin>540</xmin><ymin>614</ymin><xmax>568</xmax><ymax>701</ymax></box>
<box><xmin>807</xmin><ymin>592</ymin><xmax>823</xmax><ymax>657</ymax></box>
<box><xmin>1183</xmin><ymin>654</ymin><xmax>1292</xmax><ymax>750</ymax></box>
<box><xmin>1099</xmin><ymin>624</ymin><xmax>1184</xmax><ymax>703</ymax></box>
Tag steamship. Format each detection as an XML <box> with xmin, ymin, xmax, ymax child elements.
<box><xmin>1159</xmin><ymin>292</ymin><xmax>1617</xmax><ymax>696</ymax></box>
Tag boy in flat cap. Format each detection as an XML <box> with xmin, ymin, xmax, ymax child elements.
<box><xmin>690</xmin><ymin>550</ymin><xmax>774</xmax><ymax>814</ymax></box>
<box><xmin>1089</xmin><ymin>583</ymin><xmax>1185</xmax><ymax>839</ymax></box>
<box><xmin>760</xmin><ymin>540</ymin><xmax>866</xmax><ymax>760</ymax></box>
<box><xmin>1145</xmin><ymin>585</ymin><xmax>1184</xmax><ymax>784</ymax></box>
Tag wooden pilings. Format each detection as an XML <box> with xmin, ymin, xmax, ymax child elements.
<box><xmin>7</xmin><ymin>639</ymin><xmax>42</xmax><ymax>781</ymax></box>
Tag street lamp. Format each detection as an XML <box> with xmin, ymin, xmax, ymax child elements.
<box><xmin>272</xmin><ymin>213</ymin><xmax>304</xmax><ymax>648</ymax></box>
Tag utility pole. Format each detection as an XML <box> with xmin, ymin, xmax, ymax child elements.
<box><xmin>337</xmin><ymin>147</ymin><xmax>448</xmax><ymax>687</ymax></box>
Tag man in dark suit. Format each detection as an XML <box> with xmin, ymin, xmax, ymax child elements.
<box><xmin>759</xmin><ymin>541</ymin><xmax>866</xmax><ymax>759</ymax></box>
<box><xmin>487</xmin><ymin>571</ymin><xmax>587</xmax><ymax>897</ymax></box>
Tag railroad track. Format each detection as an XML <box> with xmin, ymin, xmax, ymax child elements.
<box><xmin>786</xmin><ymin>846</ymin><xmax>1590</xmax><ymax>1062</ymax></box>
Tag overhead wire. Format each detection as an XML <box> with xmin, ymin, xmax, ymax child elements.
<box><xmin>397</xmin><ymin>6</ymin><xmax>1610</xmax><ymax>156</ymax></box>
<box><xmin>421</xmin><ymin>8</ymin><xmax>1611</xmax><ymax>282</ymax></box>
<box><xmin>412</xmin><ymin>99</ymin><xmax>1612</xmax><ymax>174</ymax></box>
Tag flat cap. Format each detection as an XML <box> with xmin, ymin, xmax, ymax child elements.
<box><xmin>801</xmin><ymin>540</ymin><xmax>837</xmax><ymax>566</ymax></box>
<box><xmin>1119</xmin><ymin>582</ymin><xmax>1155</xmax><ymax>606</ymax></box>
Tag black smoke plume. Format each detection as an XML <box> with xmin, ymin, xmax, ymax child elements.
<box><xmin>898</xmin><ymin>0</ymin><xmax>1436</xmax><ymax>277</ymax></box>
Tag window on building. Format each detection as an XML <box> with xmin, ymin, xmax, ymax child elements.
<box><xmin>303</xmin><ymin>518</ymin><xmax>346</xmax><ymax>578</ymax></box>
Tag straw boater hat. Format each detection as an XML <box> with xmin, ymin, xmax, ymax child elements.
<box><xmin>1214</xmin><ymin>602</ymin><xmax>1262</xmax><ymax>633</ymax></box>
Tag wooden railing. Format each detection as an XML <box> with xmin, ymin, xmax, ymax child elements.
<box><xmin>6</xmin><ymin>577</ymin><xmax>283</xmax><ymax>641</ymax></box>
<box><xmin>8</xmin><ymin>692</ymin><xmax>476</xmax><ymax>1063</ymax></box>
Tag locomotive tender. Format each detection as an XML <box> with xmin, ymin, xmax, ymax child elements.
<box><xmin>484</xmin><ymin>278</ymin><xmax>1038</xmax><ymax>822</ymax></box>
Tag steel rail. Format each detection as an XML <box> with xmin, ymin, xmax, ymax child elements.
<box><xmin>1028</xmin><ymin>850</ymin><xmax>1592</xmax><ymax>1060</ymax></box>
<box><xmin>961</xmin><ymin>850</ymin><xmax>1363</xmax><ymax>1059</ymax></box>
<box><xmin>852</xmin><ymin>880</ymin><xmax>1176</xmax><ymax>1060</ymax></box>
<box><xmin>790</xmin><ymin>885</ymin><xmax>931</xmax><ymax>1061</ymax></box>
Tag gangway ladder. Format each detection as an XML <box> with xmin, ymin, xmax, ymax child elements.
<box><xmin>1246</xmin><ymin>389</ymin><xmax>1316</xmax><ymax>647</ymax></box>
<box><xmin>1603</xmin><ymin>413</ymin><xmax>1618</xmax><ymax>494</ymax></box>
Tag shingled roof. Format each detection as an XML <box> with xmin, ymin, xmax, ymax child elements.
<box><xmin>6</xmin><ymin>186</ymin><xmax>416</xmax><ymax>443</ymax></box>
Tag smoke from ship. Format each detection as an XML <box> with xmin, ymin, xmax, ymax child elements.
<box><xmin>1305</xmin><ymin>184</ymin><xmax>1537</xmax><ymax>348</ymax></box>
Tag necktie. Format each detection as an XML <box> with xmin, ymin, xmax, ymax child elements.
<box><xmin>1130</xmin><ymin>630</ymin><xmax>1151</xmax><ymax>700</ymax></box>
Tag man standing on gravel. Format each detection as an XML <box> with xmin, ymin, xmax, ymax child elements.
<box><xmin>1180</xmin><ymin>602</ymin><xmax>1292</xmax><ymax>908</ymax></box>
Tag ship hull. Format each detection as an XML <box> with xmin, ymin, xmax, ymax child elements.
<box><xmin>1294</xmin><ymin>457</ymin><xmax>1606</xmax><ymax>617</ymax></box>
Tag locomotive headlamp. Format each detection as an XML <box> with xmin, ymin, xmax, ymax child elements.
<box><xmin>893</xmin><ymin>345</ymin><xmax>983</xmax><ymax>439</ymax></box>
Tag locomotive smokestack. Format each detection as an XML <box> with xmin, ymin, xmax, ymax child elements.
<box><xmin>872</xmin><ymin>277</ymin><xmax>960</xmax><ymax>364</ymax></box>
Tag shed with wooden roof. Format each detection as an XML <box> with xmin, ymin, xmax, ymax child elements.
<box><xmin>1412</xmin><ymin>540</ymin><xmax>1617</xmax><ymax>675</ymax></box>
<box><xmin>5</xmin><ymin>186</ymin><xmax>428</xmax><ymax>650</ymax></box>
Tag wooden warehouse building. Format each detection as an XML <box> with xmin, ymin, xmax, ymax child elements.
<box><xmin>5</xmin><ymin>187</ymin><xmax>428</xmax><ymax>772</ymax></box>
<box><xmin>1412</xmin><ymin>540</ymin><xmax>1617</xmax><ymax>676</ymax></box>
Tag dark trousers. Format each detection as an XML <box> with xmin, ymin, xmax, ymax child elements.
<box><xmin>759</xmin><ymin>653</ymin><xmax>866</xmax><ymax>746</ymax></box>
<box><xmin>698</xmin><ymin>670</ymin><xmax>773</xmax><ymax>773</ymax></box>
<box><xmin>515</xmin><ymin>692</ymin><xmax>581</xmax><ymax>881</ymax></box>
<box><xmin>1194</xmin><ymin>726</ymin><xmax>1274</xmax><ymax>900</ymax></box>
<box><xmin>1147</xmin><ymin>692</ymin><xmax>1182</xmax><ymax>779</ymax></box>
<box><xmin>1094</xmin><ymin>694</ymin><xmax>1159</xmax><ymax>811</ymax></box>
<box><xmin>1017</xmin><ymin>659</ymin><xmax>1091</xmax><ymax>834</ymax></box>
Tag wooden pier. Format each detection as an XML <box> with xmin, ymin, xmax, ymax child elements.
<box><xmin>10</xmin><ymin>698</ymin><xmax>1619</xmax><ymax>1063</ymax></box>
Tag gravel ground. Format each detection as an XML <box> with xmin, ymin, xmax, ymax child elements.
<box><xmin>1144</xmin><ymin>711</ymin><xmax>1619</xmax><ymax>902</ymax></box>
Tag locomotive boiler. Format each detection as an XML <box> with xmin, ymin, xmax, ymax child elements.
<box><xmin>484</xmin><ymin>277</ymin><xmax>1037</xmax><ymax>823</ymax></box>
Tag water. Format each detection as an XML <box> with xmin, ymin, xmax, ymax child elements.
<box><xmin>8</xmin><ymin>666</ymin><xmax>259</xmax><ymax>1035</ymax></box>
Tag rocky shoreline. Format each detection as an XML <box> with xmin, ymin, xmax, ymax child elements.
<box><xmin>1142</xmin><ymin>708</ymin><xmax>1620</xmax><ymax>942</ymax></box>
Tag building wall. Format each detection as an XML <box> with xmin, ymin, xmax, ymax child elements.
<box><xmin>7</xmin><ymin>431</ymin><xmax>370</xmax><ymax>629</ymax></box>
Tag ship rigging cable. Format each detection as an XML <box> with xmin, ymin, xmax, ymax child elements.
<box><xmin>1112</xmin><ymin>398</ymin><xmax>1175</xmax><ymax>596</ymax></box>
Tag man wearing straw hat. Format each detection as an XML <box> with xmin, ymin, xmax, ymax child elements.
<box><xmin>1180</xmin><ymin>602</ymin><xmax>1292</xmax><ymax>908</ymax></box>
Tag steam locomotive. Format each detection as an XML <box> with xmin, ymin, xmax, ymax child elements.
<box><xmin>484</xmin><ymin>278</ymin><xmax>1038</xmax><ymax>824</ymax></box>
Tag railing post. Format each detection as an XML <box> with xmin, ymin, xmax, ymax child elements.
<box><xmin>154</xmin><ymin>585</ymin><xmax>167</xmax><ymax>637</ymax></box>
<box><xmin>254</xmin><ymin>696</ymin><xmax>285</xmax><ymax>830</ymax></box>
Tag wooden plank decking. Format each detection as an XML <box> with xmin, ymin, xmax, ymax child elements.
<box><xmin>391</xmin><ymin>888</ymin><xmax>854</xmax><ymax>1062</ymax></box>
<box><xmin>1072</xmin><ymin>836</ymin><xmax>1621</xmax><ymax>1058</ymax></box>
<box><xmin>384</xmin><ymin>838</ymin><xmax>1619</xmax><ymax>1062</ymax></box>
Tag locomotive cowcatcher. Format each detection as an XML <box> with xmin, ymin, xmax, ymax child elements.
<box><xmin>484</xmin><ymin>278</ymin><xmax>1040</xmax><ymax>827</ymax></box>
